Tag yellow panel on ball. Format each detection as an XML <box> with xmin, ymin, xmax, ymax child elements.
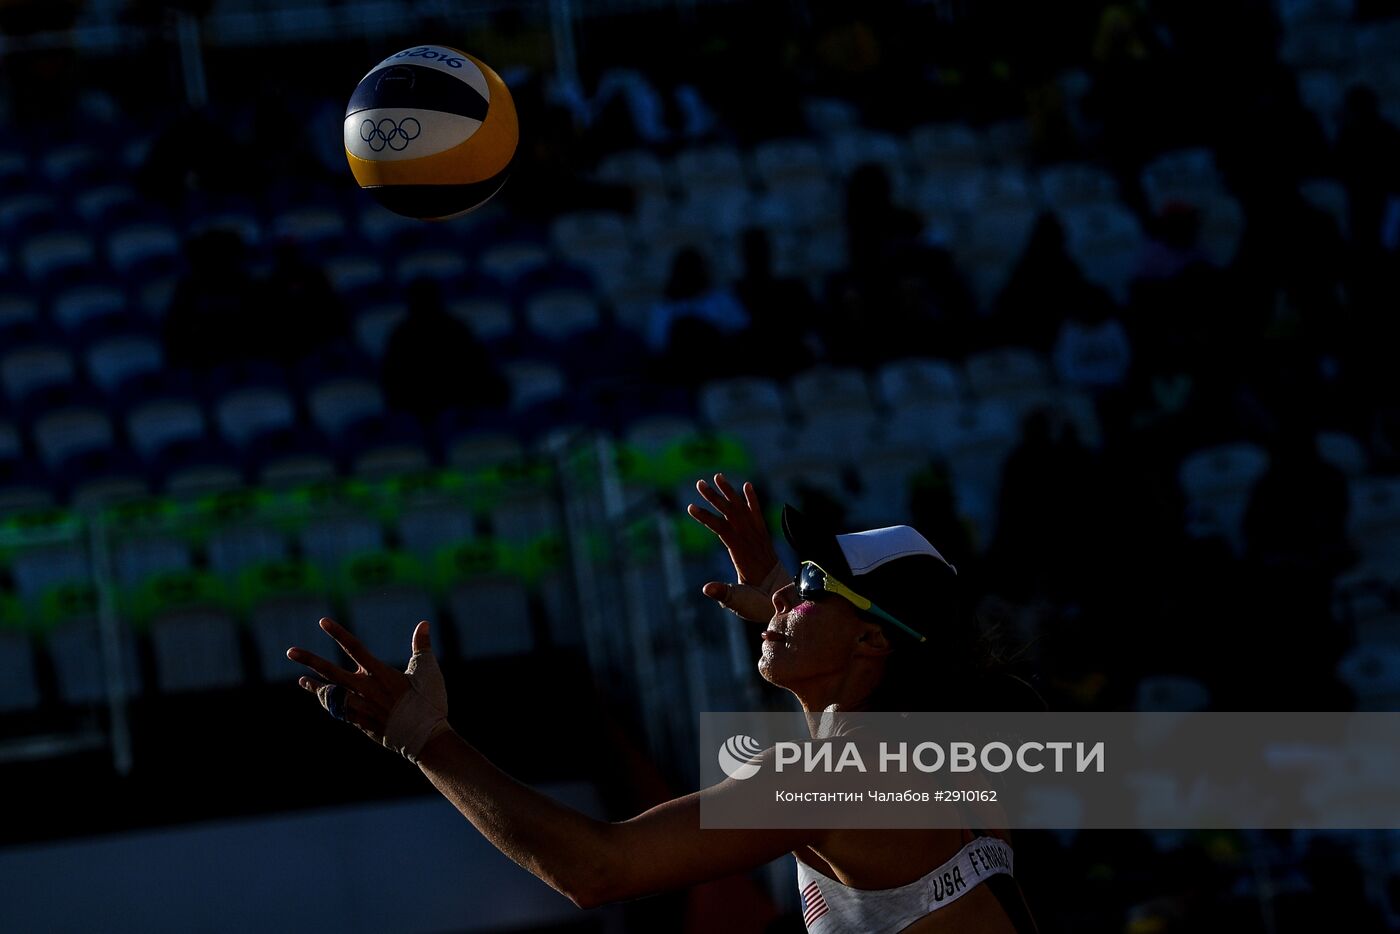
<box><xmin>344</xmin><ymin>46</ymin><xmax>519</xmax><ymax>220</ymax></box>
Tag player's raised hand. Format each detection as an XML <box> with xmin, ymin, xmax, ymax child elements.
<box><xmin>686</xmin><ymin>474</ymin><xmax>787</xmax><ymax>623</ymax></box>
<box><xmin>288</xmin><ymin>617</ymin><xmax>450</xmax><ymax>763</ymax></box>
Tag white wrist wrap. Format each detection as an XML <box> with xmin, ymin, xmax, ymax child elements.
<box><xmin>384</xmin><ymin>648</ymin><xmax>450</xmax><ymax>763</ymax></box>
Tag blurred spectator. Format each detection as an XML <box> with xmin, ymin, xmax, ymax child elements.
<box><xmin>1335</xmin><ymin>85</ymin><xmax>1400</xmax><ymax>258</ymax></box>
<box><xmin>1372</xmin><ymin>404</ymin><xmax>1400</xmax><ymax>472</ymax></box>
<box><xmin>1026</xmin><ymin>80</ymin><xmax>1081</xmax><ymax>164</ymax></box>
<box><xmin>1288</xmin><ymin>835</ymin><xmax>1394</xmax><ymax>931</ymax></box>
<box><xmin>890</xmin><ymin>247</ymin><xmax>979</xmax><ymax>358</ymax></box>
<box><xmin>162</xmin><ymin>229</ymin><xmax>259</xmax><ymax>372</ymax></box>
<box><xmin>465</xmin><ymin>8</ymin><xmax>554</xmax><ymax>75</ymax></box>
<box><xmin>0</xmin><ymin>2</ymin><xmax>82</xmax><ymax>123</ymax></box>
<box><xmin>990</xmin><ymin>408</ymin><xmax>1104</xmax><ymax>600</ymax></box>
<box><xmin>137</xmin><ymin>111</ymin><xmax>247</xmax><ymax>207</ymax></box>
<box><xmin>646</xmin><ymin>248</ymin><xmax>753</xmax><ymax>384</ymax></box>
<box><xmin>993</xmin><ymin>213</ymin><xmax>1094</xmax><ymax>352</ymax></box>
<box><xmin>1052</xmin><ymin>288</ymin><xmax>1132</xmax><ymax>391</ymax></box>
<box><xmin>586</xmin><ymin>67</ymin><xmax>718</xmax><ymax>149</ymax></box>
<box><xmin>815</xmin><ymin>273</ymin><xmax>885</xmax><ymax>368</ymax></box>
<box><xmin>1083</xmin><ymin>2</ymin><xmax>1172</xmax><ymax>166</ymax></box>
<box><xmin>0</xmin><ymin>0</ymin><xmax>80</xmax><ymax>31</ymax></box>
<box><xmin>1243</xmin><ymin>426</ymin><xmax>1352</xmax><ymax>576</ymax></box>
<box><xmin>1121</xmin><ymin>318</ymin><xmax>1222</xmax><ymax>458</ymax></box>
<box><xmin>1234</xmin><ymin>195</ymin><xmax>1349</xmax><ymax>352</ymax></box>
<box><xmin>1218</xmin><ymin>65</ymin><xmax>1331</xmax><ymax>206</ymax></box>
<box><xmin>732</xmin><ymin>228</ymin><xmax>820</xmax><ymax>376</ymax></box>
<box><xmin>591</xmin><ymin>69</ymin><xmax>673</xmax><ymax>146</ymax></box>
<box><xmin>259</xmin><ymin>243</ymin><xmax>350</xmax><ymax>366</ymax></box>
<box><xmin>1091</xmin><ymin>4</ymin><xmax>1151</xmax><ymax>65</ymax></box>
<box><xmin>381</xmin><ymin>279</ymin><xmax>508</xmax><ymax>423</ymax></box>
<box><xmin>812</xmin><ymin>11</ymin><xmax>882</xmax><ymax>81</ymax></box>
<box><xmin>844</xmin><ymin>163</ymin><xmax>924</xmax><ymax>285</ymax></box>
<box><xmin>1239</xmin><ymin>424</ymin><xmax>1354</xmax><ymax>709</ymax></box>
<box><xmin>499</xmin><ymin>72</ymin><xmax>634</xmax><ymax>222</ymax></box>
<box><xmin>832</xmin><ymin>163</ymin><xmax>972</xmax><ymax>363</ymax></box>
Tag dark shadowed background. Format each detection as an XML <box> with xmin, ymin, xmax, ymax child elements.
<box><xmin>0</xmin><ymin>1</ymin><xmax>1397</xmax><ymax>931</ymax></box>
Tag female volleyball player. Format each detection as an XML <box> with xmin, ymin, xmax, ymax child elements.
<box><xmin>288</xmin><ymin>474</ymin><xmax>1039</xmax><ymax>932</ymax></box>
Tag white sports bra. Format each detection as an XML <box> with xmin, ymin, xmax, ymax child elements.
<box><xmin>795</xmin><ymin>836</ymin><xmax>1014</xmax><ymax>933</ymax></box>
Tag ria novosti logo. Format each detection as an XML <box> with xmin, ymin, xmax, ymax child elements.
<box><xmin>718</xmin><ymin>735</ymin><xmax>765</xmax><ymax>780</ymax></box>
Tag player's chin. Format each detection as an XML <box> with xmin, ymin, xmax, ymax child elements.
<box><xmin>757</xmin><ymin>651</ymin><xmax>789</xmax><ymax>686</ymax></box>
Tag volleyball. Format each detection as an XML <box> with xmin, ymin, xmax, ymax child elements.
<box><xmin>343</xmin><ymin>46</ymin><xmax>518</xmax><ymax>220</ymax></box>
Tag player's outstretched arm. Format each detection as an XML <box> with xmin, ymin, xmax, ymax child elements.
<box><xmin>686</xmin><ymin>473</ymin><xmax>787</xmax><ymax>623</ymax></box>
<box><xmin>288</xmin><ymin>617</ymin><xmax>812</xmax><ymax>908</ymax></box>
<box><xmin>415</xmin><ymin>729</ymin><xmax>812</xmax><ymax>907</ymax></box>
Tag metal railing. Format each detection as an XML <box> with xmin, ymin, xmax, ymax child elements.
<box><xmin>552</xmin><ymin>428</ymin><xmax>757</xmax><ymax>787</ymax></box>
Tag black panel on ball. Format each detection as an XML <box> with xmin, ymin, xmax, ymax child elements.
<box><xmin>364</xmin><ymin>171</ymin><xmax>510</xmax><ymax>219</ymax></box>
<box><xmin>346</xmin><ymin>64</ymin><xmax>489</xmax><ymax>121</ymax></box>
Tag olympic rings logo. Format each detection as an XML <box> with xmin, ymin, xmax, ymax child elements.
<box><xmin>360</xmin><ymin>117</ymin><xmax>421</xmax><ymax>152</ymax></box>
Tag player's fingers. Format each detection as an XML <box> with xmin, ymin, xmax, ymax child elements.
<box><xmin>286</xmin><ymin>647</ymin><xmax>361</xmax><ymax>691</ymax></box>
<box><xmin>319</xmin><ymin>617</ymin><xmax>390</xmax><ymax>678</ymax></box>
<box><xmin>702</xmin><ymin>581</ymin><xmax>731</xmax><ymax>604</ymax></box>
<box><xmin>713</xmin><ymin>473</ymin><xmax>742</xmax><ymax>506</ymax></box>
<box><xmin>713</xmin><ymin>583</ymin><xmax>774</xmax><ymax>624</ymax></box>
<box><xmin>742</xmin><ymin>481</ymin><xmax>762</xmax><ymax>518</ymax></box>
<box><xmin>299</xmin><ymin>675</ymin><xmax>328</xmax><ymax>694</ymax></box>
<box><xmin>697</xmin><ymin>478</ymin><xmax>736</xmax><ymax>518</ymax></box>
<box><xmin>687</xmin><ymin>501</ymin><xmax>726</xmax><ymax>535</ymax></box>
<box><xmin>411</xmin><ymin>620</ymin><xmax>432</xmax><ymax>655</ymax></box>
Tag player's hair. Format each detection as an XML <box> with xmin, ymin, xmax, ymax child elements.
<box><xmin>864</xmin><ymin>596</ymin><xmax>1044</xmax><ymax>713</ymax></box>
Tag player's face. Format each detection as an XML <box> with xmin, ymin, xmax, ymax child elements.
<box><xmin>758</xmin><ymin>580</ymin><xmax>868</xmax><ymax>688</ymax></box>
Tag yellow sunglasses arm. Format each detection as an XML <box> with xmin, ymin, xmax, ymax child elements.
<box><xmin>824</xmin><ymin>576</ymin><xmax>873</xmax><ymax>611</ymax></box>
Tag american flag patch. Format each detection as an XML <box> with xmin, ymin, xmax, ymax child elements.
<box><xmin>801</xmin><ymin>879</ymin><xmax>829</xmax><ymax>928</ymax></box>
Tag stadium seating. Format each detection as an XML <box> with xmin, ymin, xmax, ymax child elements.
<box><xmin>341</xmin><ymin>551</ymin><xmax>436</xmax><ymax>666</ymax></box>
<box><xmin>478</xmin><ymin>239</ymin><xmax>551</xmax><ymax>283</ymax></box>
<box><xmin>1349</xmin><ymin>476</ymin><xmax>1400</xmax><ymax>569</ymax></box>
<box><xmin>307</xmin><ymin>377</ymin><xmax>386</xmax><ymax>439</ymax></box>
<box><xmin>435</xmin><ymin>539</ymin><xmax>535</xmax><ymax>659</ymax></box>
<box><xmin>1337</xmin><ymin>645</ymin><xmax>1400</xmax><ymax>710</ymax></box>
<box><xmin>23</xmin><ymin>231</ymin><xmax>96</xmax><ymax>284</ymax></box>
<box><xmin>214</xmin><ymin>385</ymin><xmax>298</xmax><ymax>448</ymax></box>
<box><xmin>45</xmin><ymin>605</ymin><xmax>144</xmax><ymax>704</ymax></box>
<box><xmin>352</xmin><ymin>300</ymin><xmax>408</xmax><ymax>360</ymax></box>
<box><xmin>447</xmin><ymin>293</ymin><xmax>517</xmax><ymax>343</ymax></box>
<box><xmin>847</xmin><ymin>442</ymin><xmax>930</xmax><ymax>528</ymax></box>
<box><xmin>875</xmin><ymin>357</ymin><xmax>964</xmax><ymax>409</ymax></box>
<box><xmin>0</xmin><ymin>620</ymin><xmax>40</xmax><ymax>711</ymax></box>
<box><xmin>0</xmin><ymin>2</ymin><xmax>1393</xmax><ymax>803</ymax></box>
<box><xmin>1133</xmin><ymin>676</ymin><xmax>1211</xmax><ymax>712</ymax></box>
<box><xmin>272</xmin><ymin>206</ymin><xmax>348</xmax><ymax>254</ymax></box>
<box><xmin>394</xmin><ymin>247</ymin><xmax>468</xmax><ymax>286</ymax></box>
<box><xmin>241</xmin><ymin>558</ymin><xmax>329</xmax><ymax>683</ymax></box>
<box><xmin>34</xmin><ymin>406</ymin><xmax>117</xmax><ymax>471</ymax></box>
<box><xmin>523</xmin><ymin>288</ymin><xmax>602</xmax><ymax>341</ymax></box>
<box><xmin>2</xmin><ymin>345</ymin><xmax>76</xmax><ymax>406</ymax></box>
<box><xmin>106</xmin><ymin>223</ymin><xmax>181</xmax><ymax>278</ymax></box>
<box><xmin>85</xmin><ymin>333</ymin><xmax>163</xmax><ymax>395</ymax></box>
<box><xmin>1139</xmin><ymin>147</ymin><xmax>1226</xmax><ymax>214</ymax></box>
<box><xmin>909</xmin><ymin>122</ymin><xmax>983</xmax><ymax>171</ymax></box>
<box><xmin>127</xmin><ymin>398</ymin><xmax>207</xmax><ymax>462</ymax></box>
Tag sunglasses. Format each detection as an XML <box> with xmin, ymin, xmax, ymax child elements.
<box><xmin>794</xmin><ymin>561</ymin><xmax>927</xmax><ymax>643</ymax></box>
